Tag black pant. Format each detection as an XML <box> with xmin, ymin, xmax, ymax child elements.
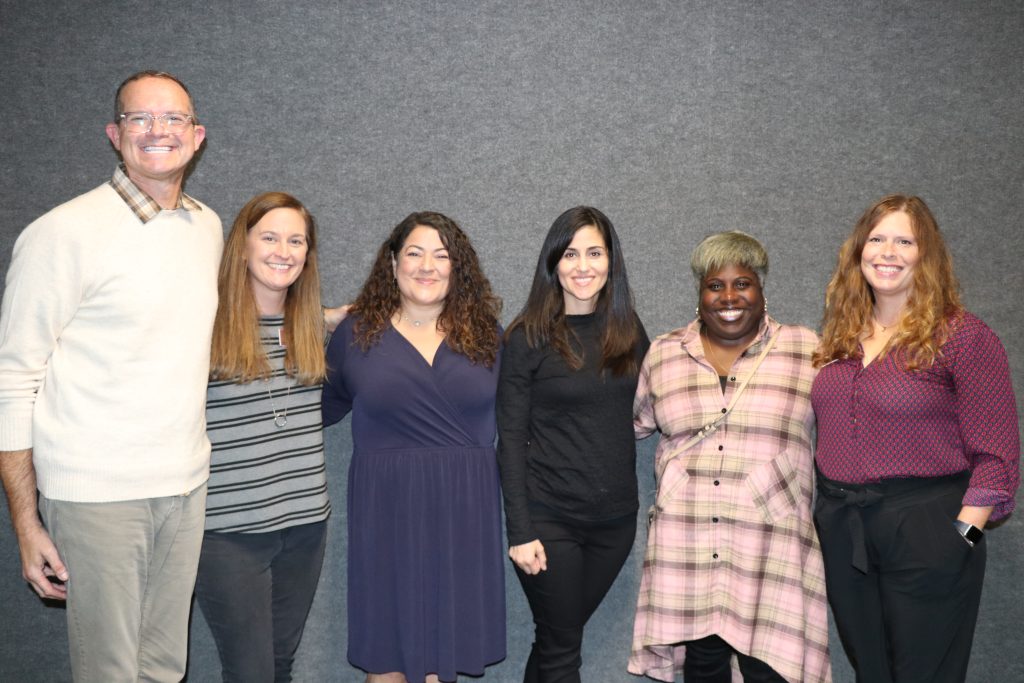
<box><xmin>194</xmin><ymin>521</ymin><xmax>328</xmax><ymax>682</ymax></box>
<box><xmin>682</xmin><ymin>634</ymin><xmax>787</xmax><ymax>683</ymax></box>
<box><xmin>514</xmin><ymin>513</ymin><xmax>636</xmax><ymax>683</ymax></box>
<box><xmin>814</xmin><ymin>472</ymin><xmax>985</xmax><ymax>683</ymax></box>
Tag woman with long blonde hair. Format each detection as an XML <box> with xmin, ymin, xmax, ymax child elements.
<box><xmin>812</xmin><ymin>194</ymin><xmax>1020</xmax><ymax>683</ymax></box>
<box><xmin>195</xmin><ymin>191</ymin><xmax>331</xmax><ymax>682</ymax></box>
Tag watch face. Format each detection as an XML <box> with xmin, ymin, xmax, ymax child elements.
<box><xmin>955</xmin><ymin>520</ymin><xmax>983</xmax><ymax>544</ymax></box>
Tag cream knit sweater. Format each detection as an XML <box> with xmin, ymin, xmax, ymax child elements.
<box><xmin>0</xmin><ymin>182</ymin><xmax>222</xmax><ymax>502</ymax></box>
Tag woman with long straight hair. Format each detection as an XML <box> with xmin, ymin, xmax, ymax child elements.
<box><xmin>497</xmin><ymin>206</ymin><xmax>649</xmax><ymax>682</ymax></box>
<box><xmin>195</xmin><ymin>191</ymin><xmax>331</xmax><ymax>682</ymax></box>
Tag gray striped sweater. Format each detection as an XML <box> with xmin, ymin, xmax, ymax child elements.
<box><xmin>204</xmin><ymin>316</ymin><xmax>330</xmax><ymax>533</ymax></box>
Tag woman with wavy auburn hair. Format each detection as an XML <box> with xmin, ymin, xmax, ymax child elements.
<box><xmin>322</xmin><ymin>211</ymin><xmax>505</xmax><ymax>682</ymax></box>
<box><xmin>195</xmin><ymin>191</ymin><xmax>332</xmax><ymax>682</ymax></box>
<box><xmin>812</xmin><ymin>194</ymin><xmax>1020</xmax><ymax>683</ymax></box>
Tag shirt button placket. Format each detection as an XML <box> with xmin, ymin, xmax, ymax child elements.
<box><xmin>712</xmin><ymin>443</ymin><xmax>724</xmax><ymax>561</ymax></box>
<box><xmin>850</xmin><ymin>373</ymin><xmax>860</xmax><ymax>439</ymax></box>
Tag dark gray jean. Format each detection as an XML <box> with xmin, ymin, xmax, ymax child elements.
<box><xmin>194</xmin><ymin>521</ymin><xmax>328</xmax><ymax>682</ymax></box>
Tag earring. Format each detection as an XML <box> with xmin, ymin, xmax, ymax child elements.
<box><xmin>695</xmin><ymin>306</ymin><xmax>700</xmax><ymax>319</ymax></box>
<box><xmin>763</xmin><ymin>297</ymin><xmax>768</xmax><ymax>314</ymax></box>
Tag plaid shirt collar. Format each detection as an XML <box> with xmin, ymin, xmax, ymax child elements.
<box><xmin>108</xmin><ymin>164</ymin><xmax>202</xmax><ymax>224</ymax></box>
<box><xmin>681</xmin><ymin>315</ymin><xmax>778</xmax><ymax>357</ymax></box>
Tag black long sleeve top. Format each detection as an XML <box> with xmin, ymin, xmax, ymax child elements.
<box><xmin>496</xmin><ymin>312</ymin><xmax>650</xmax><ymax>546</ymax></box>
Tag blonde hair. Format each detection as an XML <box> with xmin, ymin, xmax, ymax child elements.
<box><xmin>210</xmin><ymin>192</ymin><xmax>326</xmax><ymax>384</ymax></box>
<box><xmin>814</xmin><ymin>194</ymin><xmax>962</xmax><ymax>370</ymax></box>
<box><xmin>690</xmin><ymin>230</ymin><xmax>769</xmax><ymax>292</ymax></box>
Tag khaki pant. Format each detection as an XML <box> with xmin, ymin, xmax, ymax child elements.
<box><xmin>40</xmin><ymin>483</ymin><xmax>207</xmax><ymax>683</ymax></box>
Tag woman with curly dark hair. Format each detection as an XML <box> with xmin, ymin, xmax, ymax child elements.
<box><xmin>323</xmin><ymin>212</ymin><xmax>505</xmax><ymax>683</ymax></box>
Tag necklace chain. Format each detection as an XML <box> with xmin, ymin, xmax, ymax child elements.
<box><xmin>702</xmin><ymin>327</ymin><xmax>729</xmax><ymax>373</ymax></box>
<box><xmin>267</xmin><ymin>382</ymin><xmax>291</xmax><ymax>428</ymax></box>
<box><xmin>873</xmin><ymin>314</ymin><xmax>900</xmax><ymax>333</ymax></box>
<box><xmin>399</xmin><ymin>311</ymin><xmax>437</xmax><ymax>328</ymax></box>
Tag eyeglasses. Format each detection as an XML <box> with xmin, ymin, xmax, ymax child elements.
<box><xmin>118</xmin><ymin>112</ymin><xmax>195</xmax><ymax>133</ymax></box>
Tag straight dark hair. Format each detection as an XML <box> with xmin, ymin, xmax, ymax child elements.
<box><xmin>507</xmin><ymin>206</ymin><xmax>642</xmax><ymax>376</ymax></box>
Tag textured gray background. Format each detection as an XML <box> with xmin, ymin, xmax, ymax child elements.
<box><xmin>1</xmin><ymin>1</ymin><xmax>1021</xmax><ymax>681</ymax></box>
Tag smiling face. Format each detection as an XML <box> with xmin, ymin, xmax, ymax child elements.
<box><xmin>104</xmin><ymin>76</ymin><xmax>205</xmax><ymax>196</ymax></box>
<box><xmin>860</xmin><ymin>210</ymin><xmax>919</xmax><ymax>306</ymax></box>
<box><xmin>393</xmin><ymin>225</ymin><xmax>451</xmax><ymax>310</ymax></box>
<box><xmin>245</xmin><ymin>208</ymin><xmax>309</xmax><ymax>314</ymax></box>
<box><xmin>557</xmin><ymin>225</ymin><xmax>609</xmax><ymax>315</ymax></box>
<box><xmin>698</xmin><ymin>263</ymin><xmax>765</xmax><ymax>346</ymax></box>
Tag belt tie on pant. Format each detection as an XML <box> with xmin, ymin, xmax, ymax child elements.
<box><xmin>818</xmin><ymin>479</ymin><xmax>883</xmax><ymax>573</ymax></box>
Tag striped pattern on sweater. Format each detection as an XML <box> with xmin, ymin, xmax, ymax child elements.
<box><xmin>204</xmin><ymin>316</ymin><xmax>330</xmax><ymax>533</ymax></box>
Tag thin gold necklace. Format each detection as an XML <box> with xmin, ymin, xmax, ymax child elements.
<box><xmin>702</xmin><ymin>328</ymin><xmax>729</xmax><ymax>373</ymax></box>
<box><xmin>872</xmin><ymin>307</ymin><xmax>902</xmax><ymax>332</ymax></box>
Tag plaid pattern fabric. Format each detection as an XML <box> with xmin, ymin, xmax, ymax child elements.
<box><xmin>108</xmin><ymin>164</ymin><xmax>202</xmax><ymax>223</ymax></box>
<box><xmin>628</xmin><ymin>318</ymin><xmax>831</xmax><ymax>683</ymax></box>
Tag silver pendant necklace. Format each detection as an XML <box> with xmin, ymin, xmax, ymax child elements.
<box><xmin>267</xmin><ymin>383</ymin><xmax>291</xmax><ymax>428</ymax></box>
<box><xmin>400</xmin><ymin>313</ymin><xmax>437</xmax><ymax>328</ymax></box>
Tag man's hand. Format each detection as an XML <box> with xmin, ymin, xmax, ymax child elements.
<box><xmin>1</xmin><ymin>448</ymin><xmax>68</xmax><ymax>599</ymax></box>
<box><xmin>16</xmin><ymin>522</ymin><xmax>67</xmax><ymax>599</ymax></box>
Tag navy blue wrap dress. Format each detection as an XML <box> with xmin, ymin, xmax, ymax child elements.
<box><xmin>322</xmin><ymin>316</ymin><xmax>506</xmax><ymax>680</ymax></box>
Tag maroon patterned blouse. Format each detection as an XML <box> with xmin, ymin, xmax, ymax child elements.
<box><xmin>812</xmin><ymin>311</ymin><xmax>1020</xmax><ymax>520</ymax></box>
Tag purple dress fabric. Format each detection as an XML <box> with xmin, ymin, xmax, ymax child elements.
<box><xmin>322</xmin><ymin>316</ymin><xmax>506</xmax><ymax>680</ymax></box>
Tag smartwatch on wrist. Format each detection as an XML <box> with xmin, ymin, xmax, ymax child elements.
<box><xmin>953</xmin><ymin>520</ymin><xmax>984</xmax><ymax>547</ymax></box>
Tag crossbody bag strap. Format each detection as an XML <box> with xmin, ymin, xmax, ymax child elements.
<box><xmin>651</xmin><ymin>331</ymin><xmax>778</xmax><ymax>515</ymax></box>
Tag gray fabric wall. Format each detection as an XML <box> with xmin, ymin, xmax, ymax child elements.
<box><xmin>1</xmin><ymin>1</ymin><xmax>1021</xmax><ymax>681</ymax></box>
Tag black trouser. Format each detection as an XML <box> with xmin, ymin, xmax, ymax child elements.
<box><xmin>682</xmin><ymin>634</ymin><xmax>787</xmax><ymax>683</ymax></box>
<box><xmin>814</xmin><ymin>471</ymin><xmax>985</xmax><ymax>683</ymax></box>
<box><xmin>195</xmin><ymin>521</ymin><xmax>328</xmax><ymax>682</ymax></box>
<box><xmin>514</xmin><ymin>513</ymin><xmax>636</xmax><ymax>683</ymax></box>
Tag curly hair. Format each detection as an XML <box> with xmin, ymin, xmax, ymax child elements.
<box><xmin>351</xmin><ymin>212</ymin><xmax>501</xmax><ymax>366</ymax></box>
<box><xmin>507</xmin><ymin>206</ymin><xmax>643</xmax><ymax>376</ymax></box>
<box><xmin>210</xmin><ymin>191</ymin><xmax>325</xmax><ymax>384</ymax></box>
<box><xmin>814</xmin><ymin>194</ymin><xmax>962</xmax><ymax>369</ymax></box>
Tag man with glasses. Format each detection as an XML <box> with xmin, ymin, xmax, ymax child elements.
<box><xmin>0</xmin><ymin>71</ymin><xmax>222</xmax><ymax>682</ymax></box>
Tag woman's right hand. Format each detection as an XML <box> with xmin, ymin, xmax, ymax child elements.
<box><xmin>509</xmin><ymin>539</ymin><xmax>547</xmax><ymax>575</ymax></box>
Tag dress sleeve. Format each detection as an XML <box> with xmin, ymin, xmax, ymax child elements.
<box><xmin>496</xmin><ymin>328</ymin><xmax>538</xmax><ymax>546</ymax></box>
<box><xmin>0</xmin><ymin>217</ymin><xmax>84</xmax><ymax>450</ymax></box>
<box><xmin>950</xmin><ymin>317</ymin><xmax>1021</xmax><ymax>520</ymax></box>
<box><xmin>321</xmin><ymin>320</ymin><xmax>354</xmax><ymax>428</ymax></box>
<box><xmin>633</xmin><ymin>340</ymin><xmax>658</xmax><ymax>440</ymax></box>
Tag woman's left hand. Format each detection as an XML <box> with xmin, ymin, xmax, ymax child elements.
<box><xmin>956</xmin><ymin>505</ymin><xmax>993</xmax><ymax>528</ymax></box>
